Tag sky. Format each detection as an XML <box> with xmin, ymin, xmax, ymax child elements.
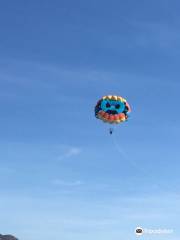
<box><xmin>0</xmin><ymin>0</ymin><xmax>180</xmax><ymax>239</ymax></box>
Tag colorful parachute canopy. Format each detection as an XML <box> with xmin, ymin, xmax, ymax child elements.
<box><xmin>95</xmin><ymin>95</ymin><xmax>131</xmax><ymax>124</ymax></box>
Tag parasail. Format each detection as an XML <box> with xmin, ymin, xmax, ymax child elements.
<box><xmin>94</xmin><ymin>95</ymin><xmax>131</xmax><ymax>133</ymax></box>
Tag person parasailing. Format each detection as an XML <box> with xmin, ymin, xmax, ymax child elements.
<box><xmin>94</xmin><ymin>95</ymin><xmax>131</xmax><ymax>134</ymax></box>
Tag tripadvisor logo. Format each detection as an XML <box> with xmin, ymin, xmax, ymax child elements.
<box><xmin>135</xmin><ymin>227</ymin><xmax>143</xmax><ymax>236</ymax></box>
<box><xmin>135</xmin><ymin>226</ymin><xmax>174</xmax><ymax>236</ymax></box>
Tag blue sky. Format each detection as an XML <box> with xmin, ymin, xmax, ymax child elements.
<box><xmin>0</xmin><ymin>0</ymin><xmax>180</xmax><ymax>239</ymax></box>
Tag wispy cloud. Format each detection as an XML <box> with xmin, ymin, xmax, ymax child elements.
<box><xmin>52</xmin><ymin>179</ymin><xmax>83</xmax><ymax>187</ymax></box>
<box><xmin>124</xmin><ymin>19</ymin><xmax>180</xmax><ymax>49</ymax></box>
<box><xmin>57</xmin><ymin>146</ymin><xmax>82</xmax><ymax>160</ymax></box>
<box><xmin>0</xmin><ymin>192</ymin><xmax>179</xmax><ymax>240</ymax></box>
<box><xmin>1</xmin><ymin>57</ymin><xmax>177</xmax><ymax>102</ymax></box>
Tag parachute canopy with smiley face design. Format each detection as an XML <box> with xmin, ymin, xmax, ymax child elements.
<box><xmin>95</xmin><ymin>95</ymin><xmax>131</xmax><ymax>124</ymax></box>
